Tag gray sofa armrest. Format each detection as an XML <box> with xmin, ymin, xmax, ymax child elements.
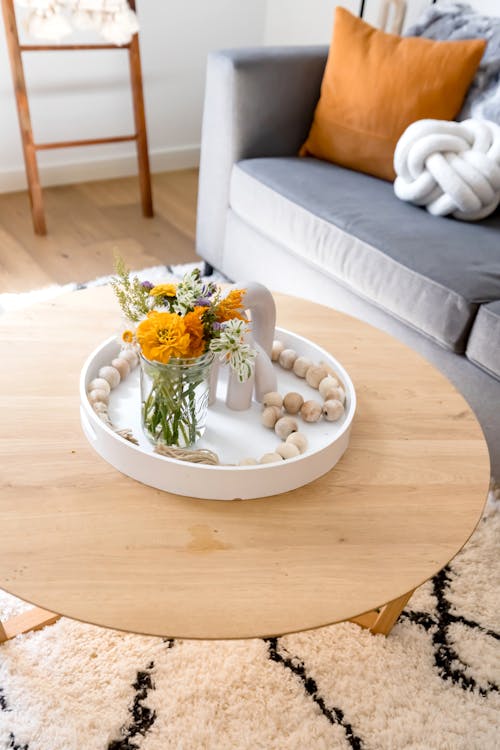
<box><xmin>196</xmin><ymin>46</ymin><xmax>328</xmax><ymax>270</ymax></box>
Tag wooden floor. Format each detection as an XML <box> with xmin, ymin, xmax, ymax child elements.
<box><xmin>0</xmin><ymin>169</ymin><xmax>199</xmax><ymax>294</ymax></box>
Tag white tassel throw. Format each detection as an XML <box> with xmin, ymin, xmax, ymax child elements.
<box><xmin>16</xmin><ymin>0</ymin><xmax>139</xmax><ymax>46</ymax></box>
<box><xmin>394</xmin><ymin>118</ymin><xmax>500</xmax><ymax>221</ymax></box>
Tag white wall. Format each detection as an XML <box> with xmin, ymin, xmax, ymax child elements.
<box><xmin>264</xmin><ymin>0</ymin><xmax>500</xmax><ymax>46</ymax></box>
<box><xmin>0</xmin><ymin>0</ymin><xmax>267</xmax><ymax>192</ymax></box>
<box><xmin>2</xmin><ymin>0</ymin><xmax>498</xmax><ymax>192</ymax></box>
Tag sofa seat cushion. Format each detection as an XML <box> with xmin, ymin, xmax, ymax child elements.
<box><xmin>466</xmin><ymin>301</ymin><xmax>500</xmax><ymax>380</ymax></box>
<box><xmin>229</xmin><ymin>157</ymin><xmax>500</xmax><ymax>351</ymax></box>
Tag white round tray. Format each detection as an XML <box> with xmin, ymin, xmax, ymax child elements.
<box><xmin>80</xmin><ymin>328</ymin><xmax>356</xmax><ymax>500</ymax></box>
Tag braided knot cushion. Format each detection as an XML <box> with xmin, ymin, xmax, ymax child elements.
<box><xmin>394</xmin><ymin>119</ymin><xmax>500</xmax><ymax>221</ymax></box>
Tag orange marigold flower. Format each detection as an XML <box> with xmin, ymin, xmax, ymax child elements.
<box><xmin>150</xmin><ymin>283</ymin><xmax>177</xmax><ymax>298</ymax></box>
<box><xmin>136</xmin><ymin>311</ymin><xmax>190</xmax><ymax>364</ymax></box>
<box><xmin>184</xmin><ymin>307</ymin><xmax>207</xmax><ymax>358</ymax></box>
<box><xmin>122</xmin><ymin>330</ymin><xmax>135</xmax><ymax>343</ymax></box>
<box><xmin>215</xmin><ymin>289</ymin><xmax>246</xmax><ymax>322</ymax></box>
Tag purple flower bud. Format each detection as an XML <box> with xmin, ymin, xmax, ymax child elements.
<box><xmin>212</xmin><ymin>321</ymin><xmax>222</xmax><ymax>331</ymax></box>
<box><xmin>195</xmin><ymin>297</ymin><xmax>212</xmax><ymax>307</ymax></box>
<box><xmin>141</xmin><ymin>281</ymin><xmax>154</xmax><ymax>291</ymax></box>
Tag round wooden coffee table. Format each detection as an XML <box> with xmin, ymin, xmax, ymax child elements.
<box><xmin>0</xmin><ymin>286</ymin><xmax>490</xmax><ymax>642</ymax></box>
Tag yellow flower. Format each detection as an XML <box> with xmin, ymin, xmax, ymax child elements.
<box><xmin>184</xmin><ymin>307</ymin><xmax>207</xmax><ymax>358</ymax></box>
<box><xmin>150</xmin><ymin>283</ymin><xmax>177</xmax><ymax>298</ymax></box>
<box><xmin>137</xmin><ymin>311</ymin><xmax>190</xmax><ymax>364</ymax></box>
<box><xmin>122</xmin><ymin>330</ymin><xmax>135</xmax><ymax>343</ymax></box>
<box><xmin>215</xmin><ymin>289</ymin><xmax>246</xmax><ymax>322</ymax></box>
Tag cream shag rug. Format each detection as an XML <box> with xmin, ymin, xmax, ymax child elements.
<box><xmin>0</xmin><ymin>265</ymin><xmax>499</xmax><ymax>750</ymax></box>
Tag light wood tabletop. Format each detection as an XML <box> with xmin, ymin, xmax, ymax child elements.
<box><xmin>0</xmin><ymin>286</ymin><xmax>490</xmax><ymax>640</ymax></box>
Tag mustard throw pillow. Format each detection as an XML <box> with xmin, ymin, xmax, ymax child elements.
<box><xmin>300</xmin><ymin>8</ymin><xmax>486</xmax><ymax>181</ymax></box>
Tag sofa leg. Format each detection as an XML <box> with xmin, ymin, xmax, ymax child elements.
<box><xmin>202</xmin><ymin>261</ymin><xmax>214</xmax><ymax>277</ymax></box>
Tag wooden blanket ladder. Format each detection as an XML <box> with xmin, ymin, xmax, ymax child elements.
<box><xmin>1</xmin><ymin>0</ymin><xmax>153</xmax><ymax>235</ymax></box>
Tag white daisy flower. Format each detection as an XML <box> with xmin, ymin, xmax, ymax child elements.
<box><xmin>209</xmin><ymin>319</ymin><xmax>256</xmax><ymax>382</ymax></box>
<box><xmin>173</xmin><ymin>269</ymin><xmax>205</xmax><ymax>315</ymax></box>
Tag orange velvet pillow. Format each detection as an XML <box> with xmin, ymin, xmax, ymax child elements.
<box><xmin>300</xmin><ymin>8</ymin><xmax>486</xmax><ymax>181</ymax></box>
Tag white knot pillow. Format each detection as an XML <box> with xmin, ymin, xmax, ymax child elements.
<box><xmin>393</xmin><ymin>118</ymin><xmax>500</xmax><ymax>221</ymax></box>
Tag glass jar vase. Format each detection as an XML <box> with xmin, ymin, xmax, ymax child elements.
<box><xmin>139</xmin><ymin>350</ymin><xmax>214</xmax><ymax>448</ymax></box>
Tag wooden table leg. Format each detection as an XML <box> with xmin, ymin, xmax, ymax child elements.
<box><xmin>370</xmin><ymin>590</ymin><xmax>414</xmax><ymax>635</ymax></box>
<box><xmin>350</xmin><ymin>589</ymin><xmax>415</xmax><ymax>636</ymax></box>
<box><xmin>0</xmin><ymin>607</ymin><xmax>60</xmax><ymax>643</ymax></box>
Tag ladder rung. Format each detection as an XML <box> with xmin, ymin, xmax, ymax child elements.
<box><xmin>35</xmin><ymin>135</ymin><xmax>137</xmax><ymax>150</ymax></box>
<box><xmin>20</xmin><ymin>43</ymin><xmax>131</xmax><ymax>52</ymax></box>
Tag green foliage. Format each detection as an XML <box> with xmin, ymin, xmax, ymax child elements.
<box><xmin>110</xmin><ymin>254</ymin><xmax>151</xmax><ymax>322</ymax></box>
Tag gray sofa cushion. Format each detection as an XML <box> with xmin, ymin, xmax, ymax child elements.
<box><xmin>229</xmin><ymin>157</ymin><xmax>500</xmax><ymax>351</ymax></box>
<box><xmin>466</xmin><ymin>301</ymin><xmax>500</xmax><ymax>380</ymax></box>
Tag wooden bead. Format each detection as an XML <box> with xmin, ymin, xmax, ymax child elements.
<box><xmin>319</xmin><ymin>360</ymin><xmax>342</xmax><ymax>381</ymax></box>
<box><xmin>283</xmin><ymin>392</ymin><xmax>304</xmax><ymax>414</ymax></box>
<box><xmin>278</xmin><ymin>349</ymin><xmax>298</xmax><ymax>370</ymax></box>
<box><xmin>262</xmin><ymin>391</ymin><xmax>283</xmax><ymax>408</ymax></box>
<box><xmin>323</xmin><ymin>386</ymin><xmax>346</xmax><ymax>405</ymax></box>
<box><xmin>276</xmin><ymin>442</ymin><xmax>301</xmax><ymax>459</ymax></box>
<box><xmin>88</xmin><ymin>388</ymin><xmax>109</xmax><ymax>405</ymax></box>
<box><xmin>300</xmin><ymin>400</ymin><xmax>322</xmax><ymax>422</ymax></box>
<box><xmin>88</xmin><ymin>377</ymin><xmax>111</xmax><ymax>396</ymax></box>
<box><xmin>119</xmin><ymin>349</ymin><xmax>139</xmax><ymax>368</ymax></box>
<box><xmin>112</xmin><ymin>357</ymin><xmax>130</xmax><ymax>380</ymax></box>
<box><xmin>261</xmin><ymin>406</ymin><xmax>282</xmax><ymax>428</ymax></box>
<box><xmin>318</xmin><ymin>376</ymin><xmax>340</xmax><ymax>399</ymax></box>
<box><xmin>259</xmin><ymin>452</ymin><xmax>283</xmax><ymax>464</ymax></box>
<box><xmin>99</xmin><ymin>365</ymin><xmax>121</xmax><ymax>389</ymax></box>
<box><xmin>323</xmin><ymin>399</ymin><xmax>345</xmax><ymax>422</ymax></box>
<box><xmin>239</xmin><ymin>458</ymin><xmax>258</xmax><ymax>466</ymax></box>
<box><xmin>293</xmin><ymin>356</ymin><xmax>313</xmax><ymax>378</ymax></box>
<box><xmin>271</xmin><ymin>340</ymin><xmax>284</xmax><ymax>362</ymax></box>
<box><xmin>274</xmin><ymin>416</ymin><xmax>298</xmax><ymax>440</ymax></box>
<box><xmin>286</xmin><ymin>432</ymin><xmax>308</xmax><ymax>454</ymax></box>
<box><xmin>305</xmin><ymin>365</ymin><xmax>329</xmax><ymax>389</ymax></box>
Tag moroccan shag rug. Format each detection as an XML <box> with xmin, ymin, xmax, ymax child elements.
<box><xmin>0</xmin><ymin>264</ymin><xmax>499</xmax><ymax>750</ymax></box>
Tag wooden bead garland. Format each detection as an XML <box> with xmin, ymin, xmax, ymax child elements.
<box><xmin>256</xmin><ymin>339</ymin><xmax>347</xmax><ymax>462</ymax></box>
<box><xmin>86</xmin><ymin>347</ymin><xmax>140</xmax><ymax>445</ymax></box>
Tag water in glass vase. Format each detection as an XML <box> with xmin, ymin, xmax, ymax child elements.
<box><xmin>139</xmin><ymin>350</ymin><xmax>214</xmax><ymax>447</ymax></box>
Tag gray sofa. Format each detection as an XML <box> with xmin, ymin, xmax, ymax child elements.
<box><xmin>196</xmin><ymin>46</ymin><xmax>500</xmax><ymax>476</ymax></box>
